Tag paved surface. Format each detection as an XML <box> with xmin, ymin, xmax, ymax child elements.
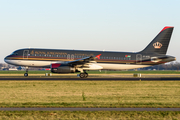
<box><xmin>0</xmin><ymin>77</ymin><xmax>180</xmax><ymax>80</ymax></box>
<box><xmin>0</xmin><ymin>108</ymin><xmax>179</xmax><ymax>111</ymax></box>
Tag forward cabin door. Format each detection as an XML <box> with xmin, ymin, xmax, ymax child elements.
<box><xmin>136</xmin><ymin>54</ymin><xmax>142</xmax><ymax>64</ymax></box>
<box><xmin>23</xmin><ymin>50</ymin><xmax>29</xmax><ymax>59</ymax></box>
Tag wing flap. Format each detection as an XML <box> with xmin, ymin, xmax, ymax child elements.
<box><xmin>67</xmin><ymin>54</ymin><xmax>101</xmax><ymax>65</ymax></box>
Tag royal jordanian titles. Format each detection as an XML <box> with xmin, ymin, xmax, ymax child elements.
<box><xmin>4</xmin><ymin>27</ymin><xmax>176</xmax><ymax>78</ymax></box>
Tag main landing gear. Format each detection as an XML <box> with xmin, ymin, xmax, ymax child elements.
<box><xmin>78</xmin><ymin>71</ymin><xmax>88</xmax><ymax>78</ymax></box>
<box><xmin>24</xmin><ymin>67</ymin><xmax>28</xmax><ymax>77</ymax></box>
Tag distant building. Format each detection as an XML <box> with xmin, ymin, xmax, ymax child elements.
<box><xmin>9</xmin><ymin>67</ymin><xmax>18</xmax><ymax>71</ymax></box>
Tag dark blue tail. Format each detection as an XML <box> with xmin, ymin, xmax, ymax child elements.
<box><xmin>140</xmin><ymin>26</ymin><xmax>174</xmax><ymax>55</ymax></box>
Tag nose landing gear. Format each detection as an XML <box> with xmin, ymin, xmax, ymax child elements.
<box><xmin>24</xmin><ymin>67</ymin><xmax>28</xmax><ymax>77</ymax></box>
<box><xmin>24</xmin><ymin>73</ymin><xmax>28</xmax><ymax>77</ymax></box>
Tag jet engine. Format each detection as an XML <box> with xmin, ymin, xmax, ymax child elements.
<box><xmin>51</xmin><ymin>63</ymin><xmax>76</xmax><ymax>73</ymax></box>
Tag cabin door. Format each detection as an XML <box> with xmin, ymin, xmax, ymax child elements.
<box><xmin>23</xmin><ymin>50</ymin><xmax>29</xmax><ymax>59</ymax></box>
<box><xmin>67</xmin><ymin>54</ymin><xmax>70</xmax><ymax>60</ymax></box>
<box><xmin>71</xmin><ymin>54</ymin><xmax>74</xmax><ymax>60</ymax></box>
<box><xmin>136</xmin><ymin>54</ymin><xmax>142</xmax><ymax>64</ymax></box>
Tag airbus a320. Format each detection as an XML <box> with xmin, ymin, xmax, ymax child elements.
<box><xmin>4</xmin><ymin>27</ymin><xmax>176</xmax><ymax>78</ymax></box>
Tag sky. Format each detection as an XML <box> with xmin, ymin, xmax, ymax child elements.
<box><xmin>0</xmin><ymin>0</ymin><xmax>180</xmax><ymax>63</ymax></box>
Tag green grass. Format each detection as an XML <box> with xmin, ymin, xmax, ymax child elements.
<box><xmin>0</xmin><ymin>81</ymin><xmax>179</xmax><ymax>108</ymax></box>
<box><xmin>1</xmin><ymin>70</ymin><xmax>180</xmax><ymax>74</ymax></box>
<box><xmin>0</xmin><ymin>111</ymin><xmax>179</xmax><ymax>120</ymax></box>
<box><xmin>0</xmin><ymin>71</ymin><xmax>50</xmax><ymax>74</ymax></box>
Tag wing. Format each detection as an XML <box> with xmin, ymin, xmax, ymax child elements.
<box><xmin>67</xmin><ymin>54</ymin><xmax>101</xmax><ymax>65</ymax></box>
<box><xmin>67</xmin><ymin>54</ymin><xmax>103</xmax><ymax>71</ymax></box>
<box><xmin>67</xmin><ymin>56</ymin><xmax>96</xmax><ymax>65</ymax></box>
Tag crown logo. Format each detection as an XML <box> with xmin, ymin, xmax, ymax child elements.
<box><xmin>153</xmin><ymin>42</ymin><xmax>162</xmax><ymax>49</ymax></box>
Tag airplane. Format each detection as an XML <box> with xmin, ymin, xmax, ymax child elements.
<box><xmin>4</xmin><ymin>26</ymin><xmax>176</xmax><ymax>78</ymax></box>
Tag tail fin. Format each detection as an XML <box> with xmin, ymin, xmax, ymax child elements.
<box><xmin>140</xmin><ymin>26</ymin><xmax>174</xmax><ymax>55</ymax></box>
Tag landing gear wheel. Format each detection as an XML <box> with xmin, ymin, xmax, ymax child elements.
<box><xmin>79</xmin><ymin>73</ymin><xmax>88</xmax><ymax>78</ymax></box>
<box><xmin>84</xmin><ymin>73</ymin><xmax>88</xmax><ymax>78</ymax></box>
<box><xmin>24</xmin><ymin>73</ymin><xmax>28</xmax><ymax>77</ymax></box>
<box><xmin>80</xmin><ymin>73</ymin><xmax>85</xmax><ymax>78</ymax></box>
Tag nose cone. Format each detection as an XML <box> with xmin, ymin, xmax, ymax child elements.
<box><xmin>4</xmin><ymin>56</ymin><xmax>10</xmax><ymax>64</ymax></box>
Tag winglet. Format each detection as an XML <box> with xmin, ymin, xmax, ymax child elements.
<box><xmin>96</xmin><ymin>54</ymin><xmax>101</xmax><ymax>59</ymax></box>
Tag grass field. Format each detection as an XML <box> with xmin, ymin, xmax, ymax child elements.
<box><xmin>0</xmin><ymin>81</ymin><xmax>179</xmax><ymax>108</ymax></box>
<box><xmin>0</xmin><ymin>111</ymin><xmax>179</xmax><ymax>120</ymax></box>
<box><xmin>1</xmin><ymin>70</ymin><xmax>180</xmax><ymax>74</ymax></box>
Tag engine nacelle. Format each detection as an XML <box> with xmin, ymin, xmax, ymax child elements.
<box><xmin>51</xmin><ymin>63</ymin><xmax>75</xmax><ymax>73</ymax></box>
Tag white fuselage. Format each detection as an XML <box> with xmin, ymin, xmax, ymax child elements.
<box><xmin>4</xmin><ymin>59</ymin><xmax>151</xmax><ymax>70</ymax></box>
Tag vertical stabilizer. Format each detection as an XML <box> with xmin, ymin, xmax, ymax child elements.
<box><xmin>140</xmin><ymin>26</ymin><xmax>174</xmax><ymax>55</ymax></box>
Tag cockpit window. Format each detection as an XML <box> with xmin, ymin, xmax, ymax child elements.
<box><xmin>10</xmin><ymin>52</ymin><xmax>18</xmax><ymax>56</ymax></box>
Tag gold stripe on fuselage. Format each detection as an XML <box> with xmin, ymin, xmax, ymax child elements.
<box><xmin>7</xmin><ymin>57</ymin><xmax>161</xmax><ymax>65</ymax></box>
<box><xmin>7</xmin><ymin>57</ymin><xmax>136</xmax><ymax>64</ymax></box>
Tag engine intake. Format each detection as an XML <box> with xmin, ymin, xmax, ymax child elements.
<box><xmin>51</xmin><ymin>63</ymin><xmax>75</xmax><ymax>73</ymax></box>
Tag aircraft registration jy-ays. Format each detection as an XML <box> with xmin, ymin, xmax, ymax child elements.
<box><xmin>4</xmin><ymin>27</ymin><xmax>176</xmax><ymax>78</ymax></box>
